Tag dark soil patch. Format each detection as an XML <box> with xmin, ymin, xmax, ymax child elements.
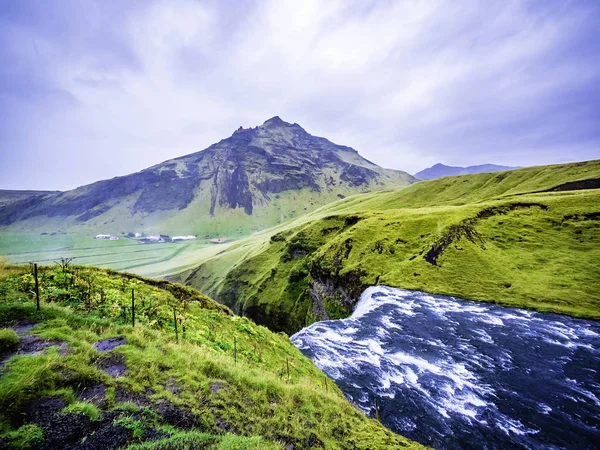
<box><xmin>142</xmin><ymin>429</ymin><xmax>170</xmax><ymax>442</ymax></box>
<box><xmin>23</xmin><ymin>397</ymin><xmax>66</xmax><ymax>428</ymax></box>
<box><xmin>209</xmin><ymin>382</ymin><xmax>225</xmax><ymax>395</ymax></box>
<box><xmin>541</xmin><ymin>177</ymin><xmax>600</xmax><ymax>193</ymax></box>
<box><xmin>155</xmin><ymin>400</ymin><xmax>201</xmax><ymax>430</ymax></box>
<box><xmin>19</xmin><ymin>399</ymin><xmax>174</xmax><ymax>450</ymax></box>
<box><xmin>97</xmin><ymin>353</ymin><xmax>127</xmax><ymax>378</ymax></box>
<box><xmin>213</xmin><ymin>413</ymin><xmax>235</xmax><ymax>433</ymax></box>
<box><xmin>1</xmin><ymin>334</ymin><xmax>68</xmax><ymax>370</ymax></box>
<box><xmin>13</xmin><ymin>322</ymin><xmax>39</xmax><ymax>334</ymax></box>
<box><xmin>32</xmin><ymin>410</ymin><xmax>137</xmax><ymax>450</ymax></box>
<box><xmin>114</xmin><ymin>386</ymin><xmax>151</xmax><ymax>407</ymax></box>
<box><xmin>77</xmin><ymin>384</ymin><xmax>107</xmax><ymax>407</ymax></box>
<box><xmin>94</xmin><ymin>336</ymin><xmax>126</xmax><ymax>352</ymax></box>
<box><xmin>17</xmin><ymin>335</ymin><xmax>68</xmax><ymax>356</ymax></box>
<box><xmin>34</xmin><ymin>411</ymin><xmax>96</xmax><ymax>449</ymax></box>
<box><xmin>165</xmin><ymin>377</ymin><xmax>183</xmax><ymax>395</ymax></box>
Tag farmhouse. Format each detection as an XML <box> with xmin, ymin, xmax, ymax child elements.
<box><xmin>139</xmin><ymin>234</ymin><xmax>172</xmax><ymax>244</ymax></box>
<box><xmin>172</xmin><ymin>235</ymin><xmax>197</xmax><ymax>242</ymax></box>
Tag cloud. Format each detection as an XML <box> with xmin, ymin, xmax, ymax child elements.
<box><xmin>0</xmin><ymin>0</ymin><xmax>599</xmax><ymax>190</ymax></box>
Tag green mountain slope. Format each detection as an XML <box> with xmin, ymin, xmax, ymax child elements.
<box><xmin>0</xmin><ymin>191</ymin><xmax>60</xmax><ymax>208</ymax></box>
<box><xmin>172</xmin><ymin>160</ymin><xmax>600</xmax><ymax>334</ymax></box>
<box><xmin>0</xmin><ymin>264</ymin><xmax>422</xmax><ymax>449</ymax></box>
<box><xmin>0</xmin><ymin>117</ymin><xmax>414</xmax><ymax>238</ymax></box>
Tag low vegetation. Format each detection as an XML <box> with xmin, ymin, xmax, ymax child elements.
<box><xmin>177</xmin><ymin>160</ymin><xmax>600</xmax><ymax>334</ymax></box>
<box><xmin>0</xmin><ymin>265</ymin><xmax>423</xmax><ymax>449</ymax></box>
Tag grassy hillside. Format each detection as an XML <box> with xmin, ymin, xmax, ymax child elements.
<box><xmin>0</xmin><ymin>264</ymin><xmax>423</xmax><ymax>449</ymax></box>
<box><xmin>0</xmin><ymin>191</ymin><xmax>59</xmax><ymax>208</ymax></box>
<box><xmin>174</xmin><ymin>160</ymin><xmax>600</xmax><ymax>334</ymax></box>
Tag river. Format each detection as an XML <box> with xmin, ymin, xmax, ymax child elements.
<box><xmin>291</xmin><ymin>287</ymin><xmax>600</xmax><ymax>449</ymax></box>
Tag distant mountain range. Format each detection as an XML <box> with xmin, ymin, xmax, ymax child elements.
<box><xmin>414</xmin><ymin>163</ymin><xmax>519</xmax><ymax>180</ymax></box>
<box><xmin>0</xmin><ymin>117</ymin><xmax>415</xmax><ymax>236</ymax></box>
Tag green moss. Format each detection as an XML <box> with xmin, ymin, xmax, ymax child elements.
<box><xmin>215</xmin><ymin>434</ymin><xmax>282</xmax><ymax>450</ymax></box>
<box><xmin>0</xmin><ymin>424</ymin><xmax>43</xmax><ymax>449</ymax></box>
<box><xmin>124</xmin><ymin>430</ymin><xmax>282</xmax><ymax>450</ymax></box>
<box><xmin>324</xmin><ymin>296</ymin><xmax>351</xmax><ymax>320</ymax></box>
<box><xmin>114</xmin><ymin>415</ymin><xmax>146</xmax><ymax>439</ymax></box>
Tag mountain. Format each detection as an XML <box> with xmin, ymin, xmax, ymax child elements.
<box><xmin>414</xmin><ymin>163</ymin><xmax>519</xmax><ymax>180</ymax></box>
<box><xmin>170</xmin><ymin>160</ymin><xmax>600</xmax><ymax>334</ymax></box>
<box><xmin>0</xmin><ymin>190</ymin><xmax>60</xmax><ymax>207</ymax></box>
<box><xmin>0</xmin><ymin>117</ymin><xmax>415</xmax><ymax>237</ymax></box>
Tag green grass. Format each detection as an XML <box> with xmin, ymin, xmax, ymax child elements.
<box><xmin>0</xmin><ymin>266</ymin><xmax>424</xmax><ymax>449</ymax></box>
<box><xmin>125</xmin><ymin>430</ymin><xmax>282</xmax><ymax>450</ymax></box>
<box><xmin>0</xmin><ymin>233</ymin><xmax>213</xmax><ymax>274</ymax></box>
<box><xmin>174</xmin><ymin>160</ymin><xmax>600</xmax><ymax>334</ymax></box>
<box><xmin>62</xmin><ymin>401</ymin><xmax>103</xmax><ymax>421</ymax></box>
<box><xmin>0</xmin><ymin>424</ymin><xmax>43</xmax><ymax>450</ymax></box>
<box><xmin>0</xmin><ymin>329</ymin><xmax>19</xmax><ymax>352</ymax></box>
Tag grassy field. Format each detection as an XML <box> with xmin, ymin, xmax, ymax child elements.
<box><xmin>0</xmin><ymin>265</ymin><xmax>422</xmax><ymax>449</ymax></box>
<box><xmin>0</xmin><ymin>234</ymin><xmax>220</xmax><ymax>275</ymax></box>
<box><xmin>172</xmin><ymin>160</ymin><xmax>600</xmax><ymax>334</ymax></box>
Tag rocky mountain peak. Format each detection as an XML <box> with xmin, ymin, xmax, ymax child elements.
<box><xmin>261</xmin><ymin>116</ymin><xmax>286</xmax><ymax>127</ymax></box>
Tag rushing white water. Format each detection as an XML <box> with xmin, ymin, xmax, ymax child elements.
<box><xmin>291</xmin><ymin>287</ymin><xmax>600</xmax><ymax>450</ymax></box>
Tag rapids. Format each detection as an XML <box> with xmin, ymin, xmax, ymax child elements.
<box><xmin>291</xmin><ymin>287</ymin><xmax>600</xmax><ymax>449</ymax></box>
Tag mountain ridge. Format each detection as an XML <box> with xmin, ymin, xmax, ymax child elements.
<box><xmin>415</xmin><ymin>163</ymin><xmax>520</xmax><ymax>180</ymax></box>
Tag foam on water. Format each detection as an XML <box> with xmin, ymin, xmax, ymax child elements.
<box><xmin>291</xmin><ymin>286</ymin><xmax>600</xmax><ymax>450</ymax></box>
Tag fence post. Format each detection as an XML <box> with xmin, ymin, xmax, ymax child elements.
<box><xmin>173</xmin><ymin>307</ymin><xmax>179</xmax><ymax>341</ymax></box>
<box><xmin>131</xmin><ymin>289</ymin><xmax>135</xmax><ymax>327</ymax></box>
<box><xmin>34</xmin><ymin>263</ymin><xmax>40</xmax><ymax>311</ymax></box>
<box><xmin>234</xmin><ymin>336</ymin><xmax>237</xmax><ymax>366</ymax></box>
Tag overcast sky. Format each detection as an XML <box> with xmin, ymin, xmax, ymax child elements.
<box><xmin>1</xmin><ymin>0</ymin><xmax>599</xmax><ymax>190</ymax></box>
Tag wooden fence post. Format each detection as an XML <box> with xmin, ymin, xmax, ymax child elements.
<box><xmin>34</xmin><ymin>263</ymin><xmax>40</xmax><ymax>311</ymax></box>
<box><xmin>173</xmin><ymin>307</ymin><xmax>179</xmax><ymax>341</ymax></box>
<box><xmin>131</xmin><ymin>289</ymin><xmax>135</xmax><ymax>327</ymax></box>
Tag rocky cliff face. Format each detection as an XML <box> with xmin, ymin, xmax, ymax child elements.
<box><xmin>0</xmin><ymin>117</ymin><xmax>415</xmax><ymax>234</ymax></box>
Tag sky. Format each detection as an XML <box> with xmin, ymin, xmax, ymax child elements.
<box><xmin>1</xmin><ymin>0</ymin><xmax>599</xmax><ymax>191</ymax></box>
